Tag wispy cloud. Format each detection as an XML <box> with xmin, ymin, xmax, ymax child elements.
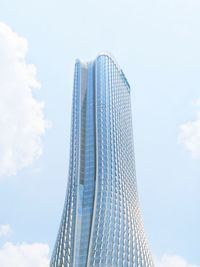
<box><xmin>155</xmin><ymin>254</ymin><xmax>200</xmax><ymax>267</ymax></box>
<box><xmin>178</xmin><ymin>98</ymin><xmax>200</xmax><ymax>158</ymax></box>
<box><xmin>195</xmin><ymin>98</ymin><xmax>200</xmax><ymax>107</ymax></box>
<box><xmin>0</xmin><ymin>225</ymin><xmax>12</xmax><ymax>238</ymax></box>
<box><xmin>0</xmin><ymin>242</ymin><xmax>49</xmax><ymax>267</ymax></box>
<box><xmin>0</xmin><ymin>22</ymin><xmax>48</xmax><ymax>177</ymax></box>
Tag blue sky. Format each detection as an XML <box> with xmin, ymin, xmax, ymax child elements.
<box><xmin>0</xmin><ymin>0</ymin><xmax>199</xmax><ymax>266</ymax></box>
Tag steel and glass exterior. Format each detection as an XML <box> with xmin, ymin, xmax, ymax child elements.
<box><xmin>51</xmin><ymin>53</ymin><xmax>154</xmax><ymax>267</ymax></box>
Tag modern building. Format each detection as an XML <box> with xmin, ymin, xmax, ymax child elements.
<box><xmin>51</xmin><ymin>53</ymin><xmax>154</xmax><ymax>267</ymax></box>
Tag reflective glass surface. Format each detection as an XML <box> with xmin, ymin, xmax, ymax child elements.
<box><xmin>50</xmin><ymin>53</ymin><xmax>154</xmax><ymax>267</ymax></box>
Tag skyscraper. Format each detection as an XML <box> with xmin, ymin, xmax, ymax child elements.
<box><xmin>51</xmin><ymin>53</ymin><xmax>154</xmax><ymax>267</ymax></box>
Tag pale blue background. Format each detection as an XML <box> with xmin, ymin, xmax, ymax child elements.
<box><xmin>0</xmin><ymin>0</ymin><xmax>199</xmax><ymax>264</ymax></box>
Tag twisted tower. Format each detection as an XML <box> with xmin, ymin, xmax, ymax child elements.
<box><xmin>51</xmin><ymin>53</ymin><xmax>154</xmax><ymax>267</ymax></box>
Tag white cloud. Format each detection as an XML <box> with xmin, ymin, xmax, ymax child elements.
<box><xmin>0</xmin><ymin>22</ymin><xmax>48</xmax><ymax>177</ymax></box>
<box><xmin>0</xmin><ymin>242</ymin><xmax>50</xmax><ymax>267</ymax></box>
<box><xmin>0</xmin><ymin>225</ymin><xmax>12</xmax><ymax>238</ymax></box>
<box><xmin>178</xmin><ymin>100</ymin><xmax>200</xmax><ymax>158</ymax></box>
<box><xmin>195</xmin><ymin>98</ymin><xmax>200</xmax><ymax>107</ymax></box>
<box><xmin>155</xmin><ymin>254</ymin><xmax>200</xmax><ymax>267</ymax></box>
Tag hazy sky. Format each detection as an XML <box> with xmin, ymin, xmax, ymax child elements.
<box><xmin>0</xmin><ymin>0</ymin><xmax>199</xmax><ymax>266</ymax></box>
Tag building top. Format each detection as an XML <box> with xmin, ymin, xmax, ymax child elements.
<box><xmin>76</xmin><ymin>51</ymin><xmax>131</xmax><ymax>92</ymax></box>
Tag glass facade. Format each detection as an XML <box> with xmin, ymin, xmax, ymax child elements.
<box><xmin>51</xmin><ymin>53</ymin><xmax>154</xmax><ymax>267</ymax></box>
